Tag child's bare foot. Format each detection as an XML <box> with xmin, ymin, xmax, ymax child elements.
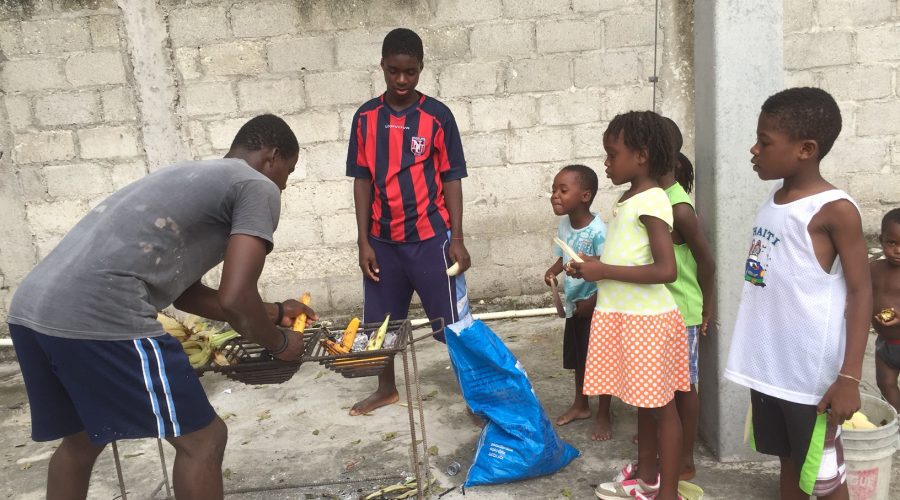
<box><xmin>349</xmin><ymin>388</ymin><xmax>399</xmax><ymax>416</ymax></box>
<box><xmin>680</xmin><ymin>463</ymin><xmax>696</xmax><ymax>481</ymax></box>
<box><xmin>591</xmin><ymin>412</ymin><xmax>612</xmax><ymax>441</ymax></box>
<box><xmin>556</xmin><ymin>406</ymin><xmax>591</xmax><ymax>426</ymax></box>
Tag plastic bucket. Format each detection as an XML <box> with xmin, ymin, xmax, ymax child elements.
<box><xmin>842</xmin><ymin>394</ymin><xmax>899</xmax><ymax>500</ymax></box>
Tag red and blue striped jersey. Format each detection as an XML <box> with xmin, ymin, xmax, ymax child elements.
<box><xmin>346</xmin><ymin>93</ymin><xmax>467</xmax><ymax>243</ymax></box>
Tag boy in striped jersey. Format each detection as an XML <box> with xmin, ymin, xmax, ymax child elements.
<box><xmin>346</xmin><ymin>28</ymin><xmax>472</xmax><ymax>416</ymax></box>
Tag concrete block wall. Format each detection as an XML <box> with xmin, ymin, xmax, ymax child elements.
<box><xmin>785</xmin><ymin>0</ymin><xmax>900</xmax><ymax>233</ymax></box>
<box><xmin>1</xmin><ymin>0</ymin><xmax>897</xmax><ymax>332</ymax></box>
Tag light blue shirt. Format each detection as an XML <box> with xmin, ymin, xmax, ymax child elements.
<box><xmin>554</xmin><ymin>213</ymin><xmax>607</xmax><ymax>318</ymax></box>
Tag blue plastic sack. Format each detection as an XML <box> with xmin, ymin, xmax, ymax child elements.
<box><xmin>445</xmin><ymin>317</ymin><xmax>580</xmax><ymax>488</ymax></box>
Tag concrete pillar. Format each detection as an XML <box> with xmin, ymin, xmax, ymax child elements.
<box><xmin>694</xmin><ymin>0</ymin><xmax>783</xmax><ymax>460</ymax></box>
<box><xmin>116</xmin><ymin>0</ymin><xmax>190</xmax><ymax>170</ymax></box>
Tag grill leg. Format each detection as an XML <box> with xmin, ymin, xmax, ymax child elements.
<box><xmin>111</xmin><ymin>441</ymin><xmax>128</xmax><ymax>500</ymax></box>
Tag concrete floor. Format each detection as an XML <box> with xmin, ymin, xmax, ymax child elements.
<box><xmin>0</xmin><ymin>316</ymin><xmax>897</xmax><ymax>499</ymax></box>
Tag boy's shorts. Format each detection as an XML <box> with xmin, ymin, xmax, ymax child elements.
<box><xmin>686</xmin><ymin>325</ymin><xmax>700</xmax><ymax>385</ymax></box>
<box><xmin>10</xmin><ymin>323</ymin><xmax>216</xmax><ymax>446</ymax></box>
<box><xmin>875</xmin><ymin>337</ymin><xmax>900</xmax><ymax>370</ymax></box>
<box><xmin>562</xmin><ymin>314</ymin><xmax>591</xmax><ymax>372</ymax></box>
<box><xmin>749</xmin><ymin>389</ymin><xmax>846</xmax><ymax>496</ymax></box>
<box><xmin>364</xmin><ymin>231</ymin><xmax>470</xmax><ymax>342</ymax></box>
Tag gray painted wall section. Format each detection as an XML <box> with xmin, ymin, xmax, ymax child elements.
<box><xmin>694</xmin><ymin>0</ymin><xmax>783</xmax><ymax>461</ymax></box>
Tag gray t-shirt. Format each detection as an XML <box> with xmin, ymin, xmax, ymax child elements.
<box><xmin>8</xmin><ymin>158</ymin><xmax>281</xmax><ymax>341</ymax></box>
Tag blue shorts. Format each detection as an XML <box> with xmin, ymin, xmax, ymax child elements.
<box><xmin>686</xmin><ymin>324</ymin><xmax>699</xmax><ymax>385</ymax></box>
<box><xmin>364</xmin><ymin>231</ymin><xmax>470</xmax><ymax>342</ymax></box>
<box><xmin>9</xmin><ymin>323</ymin><xmax>216</xmax><ymax>445</ymax></box>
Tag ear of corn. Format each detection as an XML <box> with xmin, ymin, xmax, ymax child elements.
<box><xmin>292</xmin><ymin>292</ymin><xmax>312</xmax><ymax>332</ymax></box>
<box><xmin>340</xmin><ymin>317</ymin><xmax>361</xmax><ymax>351</ymax></box>
<box><xmin>320</xmin><ymin>338</ymin><xmax>349</xmax><ymax>355</ymax></box>
<box><xmin>182</xmin><ymin>339</ymin><xmax>211</xmax><ymax>368</ymax></box>
<box><xmin>210</xmin><ymin>329</ymin><xmax>239</xmax><ymax>349</ymax></box>
<box><xmin>366</xmin><ymin>314</ymin><xmax>391</xmax><ymax>350</ymax></box>
<box><xmin>446</xmin><ymin>262</ymin><xmax>460</xmax><ymax>276</ymax></box>
<box><xmin>157</xmin><ymin>313</ymin><xmax>189</xmax><ymax>342</ymax></box>
<box><xmin>553</xmin><ymin>237</ymin><xmax>584</xmax><ymax>263</ymax></box>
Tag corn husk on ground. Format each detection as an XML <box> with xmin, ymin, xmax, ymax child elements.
<box><xmin>156</xmin><ymin>313</ymin><xmax>240</xmax><ymax>369</ymax></box>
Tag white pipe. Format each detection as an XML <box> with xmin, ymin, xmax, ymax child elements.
<box><xmin>0</xmin><ymin>308</ymin><xmax>559</xmax><ymax>348</ymax></box>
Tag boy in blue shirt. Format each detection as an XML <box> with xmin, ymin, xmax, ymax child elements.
<box><xmin>544</xmin><ymin>164</ymin><xmax>609</xmax><ymax>440</ymax></box>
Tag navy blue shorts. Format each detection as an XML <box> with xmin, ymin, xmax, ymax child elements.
<box><xmin>9</xmin><ymin>323</ymin><xmax>216</xmax><ymax>445</ymax></box>
<box><xmin>364</xmin><ymin>231</ymin><xmax>471</xmax><ymax>342</ymax></box>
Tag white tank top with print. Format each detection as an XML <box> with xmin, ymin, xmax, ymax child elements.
<box><xmin>724</xmin><ymin>183</ymin><xmax>858</xmax><ymax>405</ymax></box>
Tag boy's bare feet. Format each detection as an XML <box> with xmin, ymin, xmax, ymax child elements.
<box><xmin>591</xmin><ymin>412</ymin><xmax>612</xmax><ymax>441</ymax></box>
<box><xmin>349</xmin><ymin>388</ymin><xmax>399</xmax><ymax>416</ymax></box>
<box><xmin>555</xmin><ymin>405</ymin><xmax>591</xmax><ymax>426</ymax></box>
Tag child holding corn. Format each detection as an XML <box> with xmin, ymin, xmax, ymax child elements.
<box><xmin>346</xmin><ymin>28</ymin><xmax>471</xmax><ymax>416</ymax></box>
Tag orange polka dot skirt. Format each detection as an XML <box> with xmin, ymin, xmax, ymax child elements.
<box><xmin>583</xmin><ymin>309</ymin><xmax>691</xmax><ymax>408</ymax></box>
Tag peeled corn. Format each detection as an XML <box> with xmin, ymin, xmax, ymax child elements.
<box><xmin>292</xmin><ymin>292</ymin><xmax>312</xmax><ymax>332</ymax></box>
<box><xmin>340</xmin><ymin>317</ymin><xmax>361</xmax><ymax>351</ymax></box>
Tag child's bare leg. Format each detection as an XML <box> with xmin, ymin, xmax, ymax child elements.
<box><xmin>556</xmin><ymin>365</ymin><xmax>591</xmax><ymax>425</ymax></box>
<box><xmin>349</xmin><ymin>360</ymin><xmax>399</xmax><ymax>416</ymax></box>
<box><xmin>592</xmin><ymin>395</ymin><xmax>612</xmax><ymax>441</ymax></box>
<box><xmin>674</xmin><ymin>386</ymin><xmax>699</xmax><ymax>480</ymax></box>
<box><xmin>778</xmin><ymin>458</ymin><xmax>812</xmax><ymax>500</ymax></box>
<box><xmin>635</xmin><ymin>407</ymin><xmax>659</xmax><ymax>481</ymax></box>
<box><xmin>875</xmin><ymin>354</ymin><xmax>900</xmax><ymax>412</ymax></box>
<box><xmin>650</xmin><ymin>401</ymin><xmax>682</xmax><ymax>500</ymax></box>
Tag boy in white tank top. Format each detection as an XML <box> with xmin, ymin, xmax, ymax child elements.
<box><xmin>725</xmin><ymin>87</ymin><xmax>872</xmax><ymax>499</ymax></box>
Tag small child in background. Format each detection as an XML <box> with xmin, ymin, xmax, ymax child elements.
<box><xmin>872</xmin><ymin>208</ymin><xmax>900</xmax><ymax>412</ymax></box>
<box><xmin>569</xmin><ymin>111</ymin><xmax>689</xmax><ymax>500</ymax></box>
<box><xmin>660</xmin><ymin>117</ymin><xmax>716</xmax><ymax>481</ymax></box>
<box><xmin>544</xmin><ymin>165</ymin><xmax>609</xmax><ymax>439</ymax></box>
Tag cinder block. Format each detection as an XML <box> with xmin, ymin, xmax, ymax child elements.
<box><xmin>783</xmin><ymin>0</ymin><xmax>815</xmax><ymax>33</ymax></box>
<box><xmin>2</xmin><ymin>59</ymin><xmax>67</xmax><ymax>92</ymax></box>
<box><xmin>818</xmin><ymin>0</ymin><xmax>893</xmax><ymax>28</ymax></box>
<box><xmin>420</xmin><ymin>26</ymin><xmax>470</xmax><ymax>61</ymax></box>
<box><xmin>0</xmin><ymin>22</ymin><xmax>22</xmax><ymax>55</ymax></box>
<box><xmin>821</xmin><ymin>137</ymin><xmax>888</xmax><ymax>178</ymax></box>
<box><xmin>537</xmin><ymin>19</ymin><xmax>603</xmax><ymax>54</ymax></box>
<box><xmin>260</xmin><ymin>277</ymin><xmax>330</xmax><ymax>311</ymax></box>
<box><xmin>465</xmin><ymin>262</ymin><xmax>523</xmax><ymax>298</ymax></box>
<box><xmin>849</xmin><ymin>173</ymin><xmax>900</xmax><ymax>204</ymax></box>
<box><xmin>503</xmin><ymin>0</ymin><xmax>572</xmax><ymax>17</ymax></box>
<box><xmin>199</xmin><ymin>41</ymin><xmax>266</xmax><ymax>76</ymax></box>
<box><xmin>490</xmin><ymin>233</ymin><xmax>550</xmax><ymax>266</ymax></box>
<box><xmin>26</xmin><ymin>199</ymin><xmax>87</xmax><ymax>235</ymax></box>
<box><xmin>265</xmin><ymin>246</ymin><xmax>356</xmax><ymax>280</ymax></box>
<box><xmin>35</xmin><ymin>234</ymin><xmax>65</xmax><ymax>261</ymax></box>
<box><xmin>283</xmin><ymin>110</ymin><xmax>340</xmax><ymax>145</ymax></box>
<box><xmin>442</xmin><ymin>99</ymin><xmax>472</xmax><ymax>135</ymax></box>
<box><xmin>185</xmin><ymin>120</ymin><xmax>213</xmax><ymax>157</ymax></box>
<box><xmin>268</xmin><ymin>37</ymin><xmax>335</xmax><ymax>73</ymax></box>
<box><xmin>507</xmin><ymin>56</ymin><xmax>572</xmax><ymax>93</ymax></box>
<box><xmin>335</xmin><ymin>30</ymin><xmax>382</xmax><ymax>70</ymax></box>
<box><xmin>605</xmin><ymin>14</ymin><xmax>655</xmax><ymax>48</ymax></box>
<box><xmin>508</xmin><ymin>127</ymin><xmax>574</xmax><ymax>164</ymax></box>
<box><xmin>434</xmin><ymin>0</ymin><xmax>502</xmax><ymax>25</ymax></box>
<box><xmin>77</xmin><ymin>126</ymin><xmax>141</xmax><ymax>159</ymax></box>
<box><xmin>280</xmin><ymin>183</ymin><xmax>316</xmax><ymax>220</ymax></box>
<box><xmin>271</xmin><ymin>211</ymin><xmax>323</xmax><ymax>249</ymax></box>
<box><xmin>857</xmin><ymin>25</ymin><xmax>900</xmax><ymax>63</ymax></box>
<box><xmin>237</xmin><ymin>78</ymin><xmax>305</xmax><ymax>113</ymax></box>
<box><xmin>101</xmin><ymin>87</ymin><xmax>137</xmax><ymax>122</ymax></box>
<box><xmin>784</xmin><ymin>32</ymin><xmax>854</xmax><ymax>69</ymax></box>
<box><xmin>89</xmin><ymin>15</ymin><xmax>121</xmax><ymax>48</ymax></box>
<box><xmin>857</xmin><ymin>100</ymin><xmax>900</xmax><ymax>136</ymax></box>
<box><xmin>512</xmin><ymin>197</ymin><xmax>559</xmax><ymax>233</ymax></box>
<box><xmin>893</xmin><ymin>139</ymin><xmax>900</xmax><ymax>168</ymax></box>
<box><xmin>35</xmin><ymin>92</ymin><xmax>99</xmax><ymax>126</ymax></box>
<box><xmin>471</xmin><ymin>94</ymin><xmax>538</xmax><ymax>132</ymax></box>
<box><xmin>574</xmin><ymin>0</ymin><xmax>636</xmax><ymax>12</ymax></box>
<box><xmin>16</xmin><ymin>167</ymin><xmax>48</xmax><ymax>202</ymax></box>
<box><xmin>469</xmin><ymin>164</ymin><xmax>548</xmax><ymax>203</ymax></box>
<box><xmin>44</xmin><ymin>163</ymin><xmax>111</xmax><ymax>199</ymax></box>
<box><xmin>327</xmin><ymin>274</ymin><xmax>364</xmax><ymax>316</ymax></box>
<box><xmin>21</xmin><ymin>18</ymin><xmax>91</xmax><ymax>53</ymax></box>
<box><xmin>168</xmin><ymin>6</ymin><xmax>230</xmax><ymax>46</ymax></box>
<box><xmin>784</xmin><ymin>70</ymin><xmax>818</xmax><ymax>88</ymax></box>
<box><xmin>573</xmin><ymin>123</ymin><xmax>604</xmax><ymax>158</ymax></box>
<box><xmin>230</xmin><ymin>1</ymin><xmax>299</xmax><ymax>38</ymax></box>
<box><xmin>65</xmin><ymin>52</ymin><xmax>127</xmax><ymax>86</ymax></box>
<box><xmin>574</xmin><ymin>50</ymin><xmax>644</xmax><ymax>87</ymax></box>
<box><xmin>184</xmin><ymin>82</ymin><xmax>237</xmax><ymax>116</ymax></box>
<box><xmin>174</xmin><ymin>48</ymin><xmax>201</xmax><ymax>80</ymax></box>
<box><xmin>305</xmin><ymin>71</ymin><xmax>372</xmax><ymax>106</ymax></box>
<box><xmin>819</xmin><ymin>65</ymin><xmax>892</xmax><ymax>101</ymax></box>
<box><xmin>441</xmin><ymin>62</ymin><xmax>501</xmax><ymax>97</ymax></box>
<box><xmin>207</xmin><ymin>118</ymin><xmax>249</xmax><ymax>150</ymax></box>
<box><xmin>322</xmin><ymin>212</ymin><xmax>358</xmax><ymax>245</ymax></box>
<box><xmin>470</xmin><ymin>22</ymin><xmax>535</xmax><ymax>59</ymax></box>
<box><xmin>13</xmin><ymin>131</ymin><xmax>76</xmax><ymax>164</ymax></box>
<box><xmin>110</xmin><ymin>161</ymin><xmax>148</xmax><ymax>190</ymax></box>
<box><xmin>462</xmin><ymin>132</ymin><xmax>507</xmax><ymax>168</ymax></box>
<box><xmin>311</xmin><ymin>180</ymin><xmax>354</xmax><ymax>217</ymax></box>
<box><xmin>4</xmin><ymin>95</ymin><xmax>33</xmax><ymax>131</ymax></box>
<box><xmin>539</xmin><ymin>89</ymin><xmax>602</xmax><ymax>126</ymax></box>
<box><xmin>602</xmin><ymin>85</ymin><xmax>654</xmax><ymax>118</ymax></box>
<box><xmin>301</xmin><ymin>141</ymin><xmax>350</xmax><ymax>181</ymax></box>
